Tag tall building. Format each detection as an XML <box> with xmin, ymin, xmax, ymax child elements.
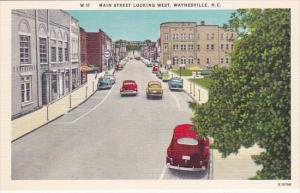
<box><xmin>160</xmin><ymin>21</ymin><xmax>236</xmax><ymax>69</ymax></box>
<box><xmin>11</xmin><ymin>10</ymin><xmax>81</xmax><ymax>119</ymax></box>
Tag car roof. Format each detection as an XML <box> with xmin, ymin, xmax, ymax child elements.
<box><xmin>123</xmin><ymin>80</ymin><xmax>136</xmax><ymax>83</ymax></box>
<box><xmin>173</xmin><ymin>124</ymin><xmax>197</xmax><ymax>139</ymax></box>
<box><xmin>148</xmin><ymin>81</ymin><xmax>161</xmax><ymax>85</ymax></box>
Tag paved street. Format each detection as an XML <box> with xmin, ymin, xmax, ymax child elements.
<box><xmin>12</xmin><ymin>57</ymin><xmax>209</xmax><ymax>180</ymax></box>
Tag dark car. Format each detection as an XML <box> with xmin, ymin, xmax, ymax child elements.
<box><xmin>166</xmin><ymin>124</ymin><xmax>210</xmax><ymax>171</ymax></box>
<box><xmin>168</xmin><ymin>77</ymin><xmax>183</xmax><ymax>91</ymax></box>
<box><xmin>97</xmin><ymin>77</ymin><xmax>112</xmax><ymax>90</ymax></box>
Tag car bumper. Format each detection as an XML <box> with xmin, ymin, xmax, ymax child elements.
<box><xmin>98</xmin><ymin>85</ymin><xmax>112</xmax><ymax>89</ymax></box>
<box><xmin>166</xmin><ymin>163</ymin><xmax>207</xmax><ymax>171</ymax></box>
<box><xmin>120</xmin><ymin>91</ymin><xmax>137</xmax><ymax>95</ymax></box>
<box><xmin>169</xmin><ymin>87</ymin><xmax>183</xmax><ymax>91</ymax></box>
<box><xmin>148</xmin><ymin>93</ymin><xmax>163</xmax><ymax>97</ymax></box>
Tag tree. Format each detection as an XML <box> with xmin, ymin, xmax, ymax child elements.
<box><xmin>189</xmin><ymin>9</ymin><xmax>290</xmax><ymax>179</ymax></box>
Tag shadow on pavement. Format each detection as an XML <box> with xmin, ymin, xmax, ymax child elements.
<box><xmin>168</xmin><ymin>168</ymin><xmax>208</xmax><ymax>179</ymax></box>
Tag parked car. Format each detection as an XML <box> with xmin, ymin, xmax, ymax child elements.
<box><xmin>200</xmin><ymin>69</ymin><xmax>214</xmax><ymax>77</ymax></box>
<box><xmin>116</xmin><ymin>63</ymin><xmax>124</xmax><ymax>70</ymax></box>
<box><xmin>146</xmin><ymin>81</ymin><xmax>163</xmax><ymax>99</ymax></box>
<box><xmin>168</xmin><ymin>77</ymin><xmax>183</xmax><ymax>91</ymax></box>
<box><xmin>146</xmin><ymin>62</ymin><xmax>152</xmax><ymax>67</ymax></box>
<box><xmin>120</xmin><ymin>80</ymin><xmax>138</xmax><ymax>96</ymax></box>
<box><xmin>152</xmin><ymin>65</ymin><xmax>160</xmax><ymax>74</ymax></box>
<box><xmin>166</xmin><ymin>124</ymin><xmax>210</xmax><ymax>171</ymax></box>
<box><xmin>103</xmin><ymin>73</ymin><xmax>116</xmax><ymax>84</ymax></box>
<box><xmin>156</xmin><ymin>71</ymin><xmax>163</xmax><ymax>79</ymax></box>
<box><xmin>97</xmin><ymin>77</ymin><xmax>112</xmax><ymax>90</ymax></box>
<box><xmin>88</xmin><ymin>64</ymin><xmax>100</xmax><ymax>73</ymax></box>
<box><xmin>162</xmin><ymin>71</ymin><xmax>171</xmax><ymax>82</ymax></box>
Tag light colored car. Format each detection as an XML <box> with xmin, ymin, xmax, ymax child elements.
<box><xmin>162</xmin><ymin>71</ymin><xmax>171</xmax><ymax>82</ymax></box>
<box><xmin>168</xmin><ymin>77</ymin><xmax>183</xmax><ymax>91</ymax></box>
<box><xmin>146</xmin><ymin>81</ymin><xmax>163</xmax><ymax>99</ymax></box>
<box><xmin>103</xmin><ymin>73</ymin><xmax>116</xmax><ymax>84</ymax></box>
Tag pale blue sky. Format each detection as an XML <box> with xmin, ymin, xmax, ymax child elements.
<box><xmin>67</xmin><ymin>10</ymin><xmax>235</xmax><ymax>41</ymax></box>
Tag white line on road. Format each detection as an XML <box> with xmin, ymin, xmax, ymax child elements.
<box><xmin>170</xmin><ymin>91</ymin><xmax>181</xmax><ymax>110</ymax></box>
<box><xmin>159</xmin><ymin>164</ymin><xmax>167</xmax><ymax>180</ymax></box>
<box><xmin>70</xmin><ymin>85</ymin><xmax>115</xmax><ymax>124</ymax></box>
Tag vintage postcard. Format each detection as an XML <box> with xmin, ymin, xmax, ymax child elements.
<box><xmin>0</xmin><ymin>0</ymin><xmax>299</xmax><ymax>191</ymax></box>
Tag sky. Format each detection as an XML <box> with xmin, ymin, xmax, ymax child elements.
<box><xmin>67</xmin><ymin>10</ymin><xmax>235</xmax><ymax>41</ymax></box>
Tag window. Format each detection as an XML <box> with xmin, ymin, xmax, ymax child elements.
<box><xmin>197</xmin><ymin>58</ymin><xmax>200</xmax><ymax>64</ymax></box>
<box><xmin>197</xmin><ymin>45</ymin><xmax>200</xmax><ymax>51</ymax></box>
<box><xmin>172</xmin><ymin>33</ymin><xmax>176</xmax><ymax>40</ymax></box>
<box><xmin>164</xmin><ymin>33</ymin><xmax>169</xmax><ymax>41</ymax></box>
<box><xmin>206</xmin><ymin>58</ymin><xmax>210</xmax><ymax>64</ymax></box>
<box><xmin>39</xmin><ymin>37</ymin><xmax>47</xmax><ymax>63</ymax></box>
<box><xmin>226</xmin><ymin>58</ymin><xmax>229</xmax><ymax>63</ymax></box>
<box><xmin>230</xmin><ymin>33</ymin><xmax>234</xmax><ymax>39</ymax></box>
<box><xmin>226</xmin><ymin>33</ymin><xmax>229</xmax><ymax>40</ymax></box>
<box><xmin>58</xmin><ymin>41</ymin><xmax>63</xmax><ymax>62</ymax></box>
<box><xmin>51</xmin><ymin>74</ymin><xmax>58</xmax><ymax>93</ymax></box>
<box><xmin>221</xmin><ymin>33</ymin><xmax>224</xmax><ymax>40</ymax></box>
<box><xmin>181</xmin><ymin>57</ymin><xmax>186</xmax><ymax>65</ymax></box>
<box><xmin>20</xmin><ymin>35</ymin><xmax>31</xmax><ymax>64</ymax></box>
<box><xmin>221</xmin><ymin>44</ymin><xmax>224</xmax><ymax>50</ymax></box>
<box><xmin>188</xmin><ymin>44</ymin><xmax>194</xmax><ymax>50</ymax></box>
<box><xmin>226</xmin><ymin>44</ymin><xmax>229</xmax><ymax>50</ymax></box>
<box><xmin>173</xmin><ymin>57</ymin><xmax>179</xmax><ymax>65</ymax></box>
<box><xmin>206</xmin><ymin>44</ymin><xmax>210</xmax><ymax>50</ymax></box>
<box><xmin>181</xmin><ymin>44</ymin><xmax>186</xmax><ymax>51</ymax></box>
<box><xmin>188</xmin><ymin>56</ymin><xmax>193</xmax><ymax>64</ymax></box>
<box><xmin>231</xmin><ymin>44</ymin><xmax>234</xmax><ymax>50</ymax></box>
<box><xmin>211</xmin><ymin>44</ymin><xmax>214</xmax><ymax>50</ymax></box>
<box><xmin>65</xmin><ymin>71</ymin><xmax>70</xmax><ymax>91</ymax></box>
<box><xmin>177</xmin><ymin>137</ymin><xmax>198</xmax><ymax>145</ymax></box>
<box><xmin>211</xmin><ymin>33</ymin><xmax>214</xmax><ymax>40</ymax></box>
<box><xmin>221</xmin><ymin>58</ymin><xmax>224</xmax><ymax>64</ymax></box>
<box><xmin>173</xmin><ymin>44</ymin><xmax>176</xmax><ymax>51</ymax></box>
<box><xmin>64</xmin><ymin>42</ymin><xmax>69</xmax><ymax>61</ymax></box>
<box><xmin>164</xmin><ymin>44</ymin><xmax>168</xmax><ymax>52</ymax></box>
<box><xmin>21</xmin><ymin>76</ymin><xmax>32</xmax><ymax>103</ymax></box>
<box><xmin>50</xmin><ymin>40</ymin><xmax>56</xmax><ymax>62</ymax></box>
<box><xmin>175</xmin><ymin>34</ymin><xmax>179</xmax><ymax>39</ymax></box>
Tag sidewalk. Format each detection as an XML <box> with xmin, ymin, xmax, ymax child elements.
<box><xmin>170</xmin><ymin>71</ymin><xmax>263</xmax><ymax>180</ymax></box>
<box><xmin>11</xmin><ymin>69</ymin><xmax>115</xmax><ymax>141</ymax></box>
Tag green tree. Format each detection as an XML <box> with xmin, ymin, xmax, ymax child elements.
<box><xmin>190</xmin><ymin>9</ymin><xmax>290</xmax><ymax>179</ymax></box>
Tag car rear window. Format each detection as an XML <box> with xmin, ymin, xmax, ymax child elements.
<box><xmin>177</xmin><ymin>137</ymin><xmax>198</xmax><ymax>145</ymax></box>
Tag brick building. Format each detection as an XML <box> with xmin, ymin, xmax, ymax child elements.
<box><xmin>160</xmin><ymin>21</ymin><xmax>236</xmax><ymax>69</ymax></box>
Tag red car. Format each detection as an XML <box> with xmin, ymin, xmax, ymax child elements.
<box><xmin>152</xmin><ymin>65</ymin><xmax>160</xmax><ymax>73</ymax></box>
<box><xmin>116</xmin><ymin>63</ymin><xmax>124</xmax><ymax>70</ymax></box>
<box><xmin>120</xmin><ymin>80</ymin><xmax>138</xmax><ymax>96</ymax></box>
<box><xmin>166</xmin><ymin>124</ymin><xmax>210</xmax><ymax>171</ymax></box>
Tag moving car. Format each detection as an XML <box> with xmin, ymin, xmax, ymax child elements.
<box><xmin>103</xmin><ymin>73</ymin><xmax>116</xmax><ymax>84</ymax></box>
<box><xmin>146</xmin><ymin>62</ymin><xmax>152</xmax><ymax>67</ymax></box>
<box><xmin>97</xmin><ymin>77</ymin><xmax>112</xmax><ymax>90</ymax></box>
<box><xmin>162</xmin><ymin>71</ymin><xmax>171</xmax><ymax>82</ymax></box>
<box><xmin>146</xmin><ymin>81</ymin><xmax>163</xmax><ymax>99</ymax></box>
<box><xmin>120</xmin><ymin>80</ymin><xmax>138</xmax><ymax>96</ymax></box>
<box><xmin>152</xmin><ymin>65</ymin><xmax>160</xmax><ymax>74</ymax></box>
<box><xmin>166</xmin><ymin>124</ymin><xmax>210</xmax><ymax>171</ymax></box>
<box><xmin>168</xmin><ymin>77</ymin><xmax>183</xmax><ymax>91</ymax></box>
<box><xmin>156</xmin><ymin>71</ymin><xmax>163</xmax><ymax>79</ymax></box>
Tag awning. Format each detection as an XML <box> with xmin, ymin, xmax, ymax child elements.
<box><xmin>80</xmin><ymin>65</ymin><xmax>93</xmax><ymax>72</ymax></box>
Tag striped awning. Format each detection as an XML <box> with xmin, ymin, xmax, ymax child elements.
<box><xmin>80</xmin><ymin>65</ymin><xmax>93</xmax><ymax>72</ymax></box>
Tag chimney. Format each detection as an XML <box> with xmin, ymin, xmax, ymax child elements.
<box><xmin>201</xmin><ymin>21</ymin><xmax>205</xmax><ymax>25</ymax></box>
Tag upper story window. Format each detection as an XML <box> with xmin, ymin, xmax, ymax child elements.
<box><xmin>221</xmin><ymin>44</ymin><xmax>224</xmax><ymax>50</ymax></box>
<box><xmin>164</xmin><ymin>44</ymin><xmax>168</xmax><ymax>52</ymax></box>
<box><xmin>206</xmin><ymin>44</ymin><xmax>210</xmax><ymax>50</ymax></box>
<box><xmin>181</xmin><ymin>57</ymin><xmax>186</xmax><ymax>64</ymax></box>
<box><xmin>211</xmin><ymin>44</ymin><xmax>214</xmax><ymax>50</ymax></box>
<box><xmin>211</xmin><ymin>33</ymin><xmax>214</xmax><ymax>40</ymax></box>
<box><xmin>164</xmin><ymin>33</ymin><xmax>169</xmax><ymax>41</ymax></box>
<box><xmin>50</xmin><ymin>39</ymin><xmax>56</xmax><ymax>62</ymax></box>
<box><xmin>181</xmin><ymin>44</ymin><xmax>186</xmax><ymax>51</ymax></box>
<box><xmin>64</xmin><ymin>42</ymin><xmax>69</xmax><ymax>61</ymax></box>
<box><xmin>39</xmin><ymin>37</ymin><xmax>47</xmax><ymax>64</ymax></box>
<box><xmin>220</xmin><ymin>33</ymin><xmax>224</xmax><ymax>40</ymax></box>
<box><xmin>197</xmin><ymin>45</ymin><xmax>200</xmax><ymax>51</ymax></box>
<box><xmin>173</xmin><ymin>57</ymin><xmax>179</xmax><ymax>65</ymax></box>
<box><xmin>226</xmin><ymin>44</ymin><xmax>229</xmax><ymax>50</ymax></box>
<box><xmin>188</xmin><ymin>56</ymin><xmax>193</xmax><ymax>64</ymax></box>
<box><xmin>20</xmin><ymin>35</ymin><xmax>31</xmax><ymax>64</ymax></box>
<box><xmin>231</xmin><ymin>44</ymin><xmax>234</xmax><ymax>50</ymax></box>
<box><xmin>188</xmin><ymin>44</ymin><xmax>194</xmax><ymax>50</ymax></box>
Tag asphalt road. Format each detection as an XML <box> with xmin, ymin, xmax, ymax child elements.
<box><xmin>12</xmin><ymin>57</ymin><xmax>209</xmax><ymax>180</ymax></box>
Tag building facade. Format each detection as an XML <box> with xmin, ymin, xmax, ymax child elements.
<box><xmin>160</xmin><ymin>21</ymin><xmax>236</xmax><ymax>69</ymax></box>
<box><xmin>80</xmin><ymin>27</ymin><xmax>88</xmax><ymax>83</ymax></box>
<box><xmin>11</xmin><ymin>10</ymin><xmax>81</xmax><ymax>119</ymax></box>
